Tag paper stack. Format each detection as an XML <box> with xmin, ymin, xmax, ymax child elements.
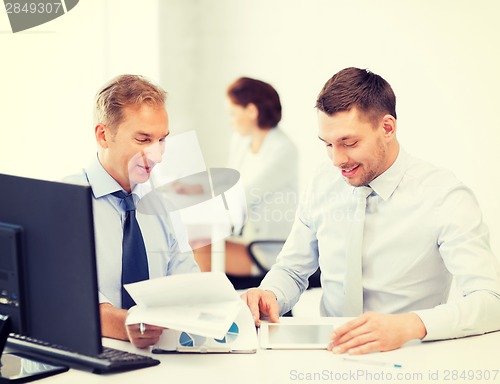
<box><xmin>124</xmin><ymin>272</ymin><xmax>257</xmax><ymax>353</ymax></box>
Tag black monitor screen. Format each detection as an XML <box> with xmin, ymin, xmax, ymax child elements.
<box><xmin>0</xmin><ymin>222</ymin><xmax>26</xmax><ymax>335</ymax></box>
<box><xmin>0</xmin><ymin>173</ymin><xmax>102</xmax><ymax>356</ymax></box>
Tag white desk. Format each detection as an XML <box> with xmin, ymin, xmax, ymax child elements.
<box><xmin>33</xmin><ymin>325</ymin><xmax>500</xmax><ymax>384</ymax></box>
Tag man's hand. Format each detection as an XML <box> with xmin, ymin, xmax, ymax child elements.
<box><xmin>100</xmin><ymin>303</ymin><xmax>165</xmax><ymax>349</ymax></box>
<box><xmin>328</xmin><ymin>312</ymin><xmax>427</xmax><ymax>355</ymax></box>
<box><xmin>126</xmin><ymin>323</ymin><xmax>165</xmax><ymax>349</ymax></box>
<box><xmin>241</xmin><ymin>288</ymin><xmax>280</xmax><ymax>327</ymax></box>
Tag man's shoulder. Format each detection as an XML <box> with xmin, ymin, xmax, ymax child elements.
<box><xmin>61</xmin><ymin>169</ymin><xmax>89</xmax><ymax>185</ymax></box>
<box><xmin>405</xmin><ymin>155</ymin><xmax>462</xmax><ymax>187</ymax></box>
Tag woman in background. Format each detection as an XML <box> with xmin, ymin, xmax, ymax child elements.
<box><xmin>193</xmin><ymin>77</ymin><xmax>299</xmax><ymax>275</ymax></box>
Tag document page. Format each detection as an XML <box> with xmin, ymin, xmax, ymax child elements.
<box><xmin>125</xmin><ymin>272</ymin><xmax>243</xmax><ymax>339</ymax></box>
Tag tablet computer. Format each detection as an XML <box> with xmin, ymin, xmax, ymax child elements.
<box><xmin>259</xmin><ymin>322</ymin><xmax>335</xmax><ymax>349</ymax></box>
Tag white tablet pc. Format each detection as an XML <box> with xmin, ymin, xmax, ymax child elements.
<box><xmin>259</xmin><ymin>322</ymin><xmax>335</xmax><ymax>349</ymax></box>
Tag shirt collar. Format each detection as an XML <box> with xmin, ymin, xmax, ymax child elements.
<box><xmin>84</xmin><ymin>154</ymin><xmax>150</xmax><ymax>199</ymax></box>
<box><xmin>368</xmin><ymin>147</ymin><xmax>412</xmax><ymax>201</ymax></box>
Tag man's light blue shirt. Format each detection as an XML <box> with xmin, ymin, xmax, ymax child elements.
<box><xmin>260</xmin><ymin>148</ymin><xmax>500</xmax><ymax>341</ymax></box>
<box><xmin>64</xmin><ymin>155</ymin><xmax>199</xmax><ymax>308</ymax></box>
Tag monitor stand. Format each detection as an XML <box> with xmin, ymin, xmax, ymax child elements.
<box><xmin>0</xmin><ymin>315</ymin><xmax>69</xmax><ymax>383</ymax></box>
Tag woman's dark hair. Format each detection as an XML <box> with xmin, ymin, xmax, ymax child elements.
<box><xmin>227</xmin><ymin>77</ymin><xmax>282</xmax><ymax>128</ymax></box>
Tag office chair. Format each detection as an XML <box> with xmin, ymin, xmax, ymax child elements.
<box><xmin>226</xmin><ymin>240</ymin><xmax>321</xmax><ymax>317</ymax></box>
<box><xmin>226</xmin><ymin>240</ymin><xmax>321</xmax><ymax>292</ymax></box>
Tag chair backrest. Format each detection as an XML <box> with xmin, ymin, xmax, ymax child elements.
<box><xmin>227</xmin><ymin>240</ymin><xmax>321</xmax><ymax>291</ymax></box>
<box><xmin>247</xmin><ymin>240</ymin><xmax>286</xmax><ymax>274</ymax></box>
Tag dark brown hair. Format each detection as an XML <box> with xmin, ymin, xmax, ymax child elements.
<box><xmin>316</xmin><ymin>67</ymin><xmax>396</xmax><ymax>124</ymax></box>
<box><xmin>227</xmin><ymin>77</ymin><xmax>282</xmax><ymax>129</ymax></box>
<box><xmin>94</xmin><ymin>74</ymin><xmax>167</xmax><ymax>131</ymax></box>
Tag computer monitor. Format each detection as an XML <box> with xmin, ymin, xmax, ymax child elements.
<box><xmin>0</xmin><ymin>173</ymin><xmax>102</xmax><ymax>380</ymax></box>
<box><xmin>0</xmin><ymin>222</ymin><xmax>26</xmax><ymax>337</ymax></box>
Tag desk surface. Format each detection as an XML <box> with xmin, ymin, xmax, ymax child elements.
<box><xmin>32</xmin><ymin>323</ymin><xmax>500</xmax><ymax>384</ymax></box>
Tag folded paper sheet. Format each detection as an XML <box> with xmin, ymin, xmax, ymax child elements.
<box><xmin>125</xmin><ymin>272</ymin><xmax>244</xmax><ymax>340</ymax></box>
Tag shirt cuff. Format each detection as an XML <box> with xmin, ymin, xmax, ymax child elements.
<box><xmin>98</xmin><ymin>291</ymin><xmax>113</xmax><ymax>306</ymax></box>
<box><xmin>412</xmin><ymin>306</ymin><xmax>458</xmax><ymax>341</ymax></box>
<box><xmin>258</xmin><ymin>284</ymin><xmax>289</xmax><ymax>315</ymax></box>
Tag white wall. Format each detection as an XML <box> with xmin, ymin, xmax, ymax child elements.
<box><xmin>0</xmin><ymin>0</ymin><xmax>160</xmax><ymax>180</ymax></box>
<box><xmin>1</xmin><ymin>0</ymin><xmax>499</xmax><ymax>254</ymax></box>
<box><xmin>159</xmin><ymin>0</ymin><xmax>500</xmax><ymax>255</ymax></box>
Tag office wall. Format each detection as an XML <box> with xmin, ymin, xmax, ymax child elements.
<box><xmin>159</xmin><ymin>0</ymin><xmax>500</xmax><ymax>255</ymax></box>
<box><xmin>0</xmin><ymin>0</ymin><xmax>160</xmax><ymax>180</ymax></box>
<box><xmin>1</xmin><ymin>0</ymin><xmax>499</xmax><ymax>255</ymax></box>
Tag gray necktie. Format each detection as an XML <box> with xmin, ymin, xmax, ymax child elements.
<box><xmin>343</xmin><ymin>186</ymin><xmax>373</xmax><ymax>316</ymax></box>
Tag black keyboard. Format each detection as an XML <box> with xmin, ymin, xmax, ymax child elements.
<box><xmin>7</xmin><ymin>333</ymin><xmax>160</xmax><ymax>373</ymax></box>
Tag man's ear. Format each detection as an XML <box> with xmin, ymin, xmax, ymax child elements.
<box><xmin>381</xmin><ymin>115</ymin><xmax>397</xmax><ymax>139</ymax></box>
<box><xmin>95</xmin><ymin>124</ymin><xmax>109</xmax><ymax>149</ymax></box>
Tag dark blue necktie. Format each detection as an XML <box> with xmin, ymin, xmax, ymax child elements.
<box><xmin>112</xmin><ymin>191</ymin><xmax>149</xmax><ymax>309</ymax></box>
